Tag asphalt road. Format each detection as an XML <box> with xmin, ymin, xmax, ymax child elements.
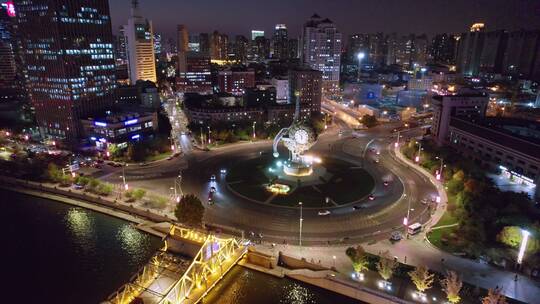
<box><xmin>99</xmin><ymin>120</ymin><xmax>437</xmax><ymax>246</ymax></box>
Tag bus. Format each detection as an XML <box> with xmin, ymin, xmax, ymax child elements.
<box><xmin>407</xmin><ymin>223</ymin><xmax>422</xmax><ymax>235</ymax></box>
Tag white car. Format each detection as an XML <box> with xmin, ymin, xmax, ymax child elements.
<box><xmin>318</xmin><ymin>210</ymin><xmax>331</xmax><ymax>216</ymax></box>
<box><xmin>220</xmin><ymin>168</ymin><xmax>227</xmax><ymax>174</ymax></box>
<box><xmin>390</xmin><ymin>231</ymin><xmax>402</xmax><ymax>242</ymax></box>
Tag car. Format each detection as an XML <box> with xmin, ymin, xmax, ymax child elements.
<box><xmin>210</xmin><ymin>186</ymin><xmax>216</xmax><ymax>193</ymax></box>
<box><xmin>421</xmin><ymin>198</ymin><xmax>428</xmax><ymax>205</ymax></box>
<box><xmin>368</xmin><ymin>195</ymin><xmax>375</xmax><ymax>201</ymax></box>
<box><xmin>210</xmin><ymin>174</ymin><xmax>216</xmax><ymax>181</ymax></box>
<box><xmin>376</xmin><ymin>150</ymin><xmax>381</xmax><ymax>155</ymax></box>
<box><xmin>72</xmin><ymin>184</ymin><xmax>84</xmax><ymax>190</ymax></box>
<box><xmin>139</xmin><ymin>162</ymin><xmax>148</xmax><ymax>166</ymax></box>
<box><xmin>318</xmin><ymin>210</ymin><xmax>331</xmax><ymax>216</ymax></box>
<box><xmin>207</xmin><ymin>192</ymin><xmax>214</xmax><ymax>204</ymax></box>
<box><xmin>352</xmin><ymin>205</ymin><xmax>365</xmax><ymax>211</ymax></box>
<box><xmin>166</xmin><ymin>156</ymin><xmax>174</xmax><ymax>160</ymax></box>
<box><xmin>220</xmin><ymin>168</ymin><xmax>227</xmax><ymax>174</ymax></box>
<box><xmin>390</xmin><ymin>231</ymin><xmax>402</xmax><ymax>242</ymax></box>
<box><xmin>257</xmin><ymin>233</ymin><xmax>264</xmax><ymax>238</ymax></box>
<box><xmin>374</xmin><ymin>158</ymin><xmax>380</xmax><ymax>163</ymax></box>
<box><xmin>383</xmin><ymin>181</ymin><xmax>389</xmax><ymax>186</ymax></box>
<box><xmin>173</xmin><ymin>152</ymin><xmax>181</xmax><ymax>157</ymax></box>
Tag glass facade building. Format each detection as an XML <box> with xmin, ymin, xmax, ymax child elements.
<box><xmin>14</xmin><ymin>0</ymin><xmax>117</xmax><ymax>142</ymax></box>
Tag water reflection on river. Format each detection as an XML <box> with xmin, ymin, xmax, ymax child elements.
<box><xmin>203</xmin><ymin>266</ymin><xmax>362</xmax><ymax>304</ymax></box>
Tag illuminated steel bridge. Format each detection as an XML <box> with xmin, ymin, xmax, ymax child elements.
<box><xmin>105</xmin><ymin>224</ymin><xmax>247</xmax><ymax>304</ymax></box>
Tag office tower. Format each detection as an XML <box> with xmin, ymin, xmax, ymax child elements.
<box><xmin>167</xmin><ymin>37</ymin><xmax>176</xmax><ymax>54</ymax></box>
<box><xmin>176</xmin><ymin>52</ymin><xmax>212</xmax><ymax>94</ymax></box>
<box><xmin>251</xmin><ymin>30</ymin><xmax>264</xmax><ymax>41</ymax></box>
<box><xmin>177</xmin><ymin>24</ymin><xmax>188</xmax><ymax>73</ymax></box>
<box><xmin>348</xmin><ymin>34</ymin><xmax>368</xmax><ymax>60</ymax></box>
<box><xmin>0</xmin><ymin>4</ymin><xmax>17</xmax><ymax>91</ymax></box>
<box><xmin>430</xmin><ymin>33</ymin><xmax>457</xmax><ymax>64</ymax></box>
<box><xmin>288</xmin><ymin>38</ymin><xmax>298</xmax><ymax>59</ymax></box>
<box><xmin>15</xmin><ymin>0</ymin><xmax>117</xmax><ymax>141</ymax></box>
<box><xmin>289</xmin><ymin>67</ymin><xmax>323</xmax><ymax>114</ymax></box>
<box><xmin>301</xmin><ymin>14</ymin><xmax>342</xmax><ymax>95</ymax></box>
<box><xmin>456</xmin><ymin>23</ymin><xmax>486</xmax><ymax>76</ymax></box>
<box><xmin>234</xmin><ymin>35</ymin><xmax>249</xmax><ymax>62</ymax></box>
<box><xmin>124</xmin><ymin>0</ymin><xmax>157</xmax><ymax>84</ymax></box>
<box><xmin>153</xmin><ymin>33</ymin><xmax>162</xmax><ymax>55</ymax></box>
<box><xmin>199</xmin><ymin>33</ymin><xmax>210</xmax><ymax>56</ymax></box>
<box><xmin>272</xmin><ymin>24</ymin><xmax>288</xmax><ymax>60</ymax></box>
<box><xmin>115</xmin><ymin>26</ymin><xmax>128</xmax><ymax>61</ymax></box>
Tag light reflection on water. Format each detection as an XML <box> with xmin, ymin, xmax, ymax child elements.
<box><xmin>65</xmin><ymin>208</ymin><xmax>96</xmax><ymax>252</ymax></box>
<box><xmin>116</xmin><ymin>223</ymin><xmax>155</xmax><ymax>265</ymax></box>
<box><xmin>204</xmin><ymin>266</ymin><xmax>360</xmax><ymax>304</ymax></box>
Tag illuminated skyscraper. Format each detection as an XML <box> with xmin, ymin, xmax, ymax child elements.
<box><xmin>272</xmin><ymin>24</ymin><xmax>288</xmax><ymax>60</ymax></box>
<box><xmin>251</xmin><ymin>30</ymin><xmax>264</xmax><ymax>41</ymax></box>
<box><xmin>124</xmin><ymin>0</ymin><xmax>156</xmax><ymax>84</ymax></box>
<box><xmin>301</xmin><ymin>14</ymin><xmax>342</xmax><ymax>96</ymax></box>
<box><xmin>14</xmin><ymin>0</ymin><xmax>117</xmax><ymax>142</ymax></box>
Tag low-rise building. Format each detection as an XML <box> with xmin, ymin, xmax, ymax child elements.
<box><xmin>81</xmin><ymin>111</ymin><xmax>158</xmax><ymax>149</ymax></box>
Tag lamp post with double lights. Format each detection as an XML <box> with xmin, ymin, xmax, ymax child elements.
<box><xmin>415</xmin><ymin>142</ymin><xmax>422</xmax><ymax>163</ymax></box>
<box><xmin>394</xmin><ymin>130</ymin><xmax>401</xmax><ymax>148</ymax></box>
<box><xmin>252</xmin><ymin>121</ymin><xmax>257</xmax><ymax>140</ymax></box>
<box><xmin>171</xmin><ymin>173</ymin><xmax>182</xmax><ymax>203</ymax></box>
<box><xmin>207</xmin><ymin>126</ymin><xmax>211</xmax><ymax>145</ymax></box>
<box><xmin>121</xmin><ymin>163</ymin><xmax>129</xmax><ymax>191</ymax></box>
<box><xmin>435</xmin><ymin>156</ymin><xmax>445</xmax><ymax>181</ymax></box>
<box><xmin>517</xmin><ymin>229</ymin><xmax>530</xmax><ymax>266</ymax></box>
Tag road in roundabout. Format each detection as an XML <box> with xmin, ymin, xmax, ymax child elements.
<box><xmin>180</xmin><ymin>124</ymin><xmax>439</xmax><ymax>246</ymax></box>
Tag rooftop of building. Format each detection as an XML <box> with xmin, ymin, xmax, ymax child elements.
<box><xmin>83</xmin><ymin>110</ymin><xmax>154</xmax><ymax>124</ymax></box>
<box><xmin>450</xmin><ymin>117</ymin><xmax>540</xmax><ymax>160</ymax></box>
<box><xmin>432</xmin><ymin>92</ymin><xmax>488</xmax><ymax>101</ymax></box>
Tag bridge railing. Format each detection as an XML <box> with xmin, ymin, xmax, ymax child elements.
<box><xmin>159</xmin><ymin>235</ymin><xmax>246</xmax><ymax>304</ymax></box>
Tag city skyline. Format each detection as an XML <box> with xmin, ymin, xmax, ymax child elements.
<box><xmin>107</xmin><ymin>0</ymin><xmax>540</xmax><ymax>40</ymax></box>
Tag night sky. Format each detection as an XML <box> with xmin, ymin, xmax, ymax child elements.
<box><xmin>108</xmin><ymin>0</ymin><xmax>540</xmax><ymax>40</ymax></box>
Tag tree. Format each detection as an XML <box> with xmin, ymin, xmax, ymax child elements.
<box><xmin>175</xmin><ymin>194</ymin><xmax>205</xmax><ymax>227</ymax></box>
<box><xmin>440</xmin><ymin>270</ymin><xmax>462</xmax><ymax>304</ymax></box>
<box><xmin>47</xmin><ymin>163</ymin><xmax>63</xmax><ymax>182</ymax></box>
<box><xmin>376</xmin><ymin>251</ymin><xmax>398</xmax><ymax>281</ymax></box>
<box><xmin>345</xmin><ymin>246</ymin><xmax>369</xmax><ymax>275</ymax></box>
<box><xmin>361</xmin><ymin>114</ymin><xmax>378</xmax><ymax>128</ymax></box>
<box><xmin>497</xmin><ymin>226</ymin><xmax>539</xmax><ymax>254</ymax></box>
<box><xmin>408</xmin><ymin>265</ymin><xmax>435</xmax><ymax>293</ymax></box>
<box><xmin>132</xmin><ymin>188</ymin><xmax>146</xmax><ymax>200</ymax></box>
<box><xmin>482</xmin><ymin>287</ymin><xmax>507</xmax><ymax>304</ymax></box>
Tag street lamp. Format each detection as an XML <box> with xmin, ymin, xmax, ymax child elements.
<box><xmin>332</xmin><ymin>255</ymin><xmax>336</xmax><ymax>268</ymax></box>
<box><xmin>172</xmin><ymin>174</ymin><xmax>182</xmax><ymax>203</ymax></box>
<box><xmin>415</xmin><ymin>142</ymin><xmax>422</xmax><ymax>163</ymax></box>
<box><xmin>207</xmin><ymin>126</ymin><xmax>211</xmax><ymax>145</ymax></box>
<box><xmin>517</xmin><ymin>229</ymin><xmax>530</xmax><ymax>265</ymax></box>
<box><xmin>394</xmin><ymin>130</ymin><xmax>400</xmax><ymax>148</ymax></box>
<box><xmin>252</xmin><ymin>121</ymin><xmax>257</xmax><ymax>139</ymax></box>
<box><xmin>357</xmin><ymin>52</ymin><xmax>366</xmax><ymax>81</ymax></box>
<box><xmin>299</xmin><ymin>202</ymin><xmax>303</xmax><ymax>247</ymax></box>
<box><xmin>435</xmin><ymin>156</ymin><xmax>445</xmax><ymax>181</ymax></box>
<box><xmin>121</xmin><ymin>163</ymin><xmax>128</xmax><ymax>191</ymax></box>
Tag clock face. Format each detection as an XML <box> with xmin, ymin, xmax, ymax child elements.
<box><xmin>294</xmin><ymin>129</ymin><xmax>309</xmax><ymax>145</ymax></box>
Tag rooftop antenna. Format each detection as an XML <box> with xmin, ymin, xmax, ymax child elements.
<box><xmin>293</xmin><ymin>91</ymin><xmax>300</xmax><ymax>122</ymax></box>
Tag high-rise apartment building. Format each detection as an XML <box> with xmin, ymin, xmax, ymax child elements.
<box><xmin>14</xmin><ymin>0</ymin><xmax>117</xmax><ymax>142</ymax></box>
<box><xmin>502</xmin><ymin>30</ymin><xmax>540</xmax><ymax>78</ymax></box>
<box><xmin>199</xmin><ymin>33</ymin><xmax>210</xmax><ymax>56</ymax></box>
<box><xmin>430</xmin><ymin>33</ymin><xmax>457</xmax><ymax>65</ymax></box>
<box><xmin>272</xmin><ymin>24</ymin><xmax>288</xmax><ymax>60</ymax></box>
<box><xmin>217</xmin><ymin>69</ymin><xmax>255</xmax><ymax>95</ymax></box>
<box><xmin>289</xmin><ymin>67</ymin><xmax>323</xmax><ymax>114</ymax></box>
<box><xmin>234</xmin><ymin>35</ymin><xmax>249</xmax><ymax>62</ymax></box>
<box><xmin>153</xmin><ymin>33</ymin><xmax>162</xmax><ymax>55</ymax></box>
<box><xmin>177</xmin><ymin>24</ymin><xmax>188</xmax><ymax>73</ymax></box>
<box><xmin>252</xmin><ymin>36</ymin><xmax>270</xmax><ymax>61</ymax></box>
<box><xmin>115</xmin><ymin>26</ymin><xmax>128</xmax><ymax>61</ymax></box>
<box><xmin>210</xmin><ymin>31</ymin><xmax>228</xmax><ymax>60</ymax></box>
<box><xmin>456</xmin><ymin>23</ymin><xmax>486</xmax><ymax>76</ymax></box>
<box><xmin>124</xmin><ymin>0</ymin><xmax>156</xmax><ymax>84</ymax></box>
<box><xmin>301</xmin><ymin>14</ymin><xmax>342</xmax><ymax>95</ymax></box>
<box><xmin>288</xmin><ymin>38</ymin><xmax>299</xmax><ymax>59</ymax></box>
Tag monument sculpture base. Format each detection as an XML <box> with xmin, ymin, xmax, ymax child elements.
<box><xmin>283</xmin><ymin>161</ymin><xmax>313</xmax><ymax>177</ymax></box>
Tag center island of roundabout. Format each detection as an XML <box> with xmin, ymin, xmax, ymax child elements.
<box><xmin>223</xmin><ymin>97</ymin><xmax>376</xmax><ymax>210</ymax></box>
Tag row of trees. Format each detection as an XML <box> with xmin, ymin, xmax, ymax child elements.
<box><xmin>346</xmin><ymin>246</ymin><xmax>506</xmax><ymax>304</ymax></box>
<box><xmin>187</xmin><ymin>113</ymin><xmax>328</xmax><ymax>146</ymax></box>
<box><xmin>46</xmin><ymin>163</ymin><xmax>114</xmax><ymax>196</ymax></box>
<box><xmin>402</xmin><ymin>139</ymin><xmax>540</xmax><ymax>264</ymax></box>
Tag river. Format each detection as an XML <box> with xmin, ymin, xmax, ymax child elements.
<box><xmin>1</xmin><ymin>189</ymin><xmax>360</xmax><ymax>304</ymax></box>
